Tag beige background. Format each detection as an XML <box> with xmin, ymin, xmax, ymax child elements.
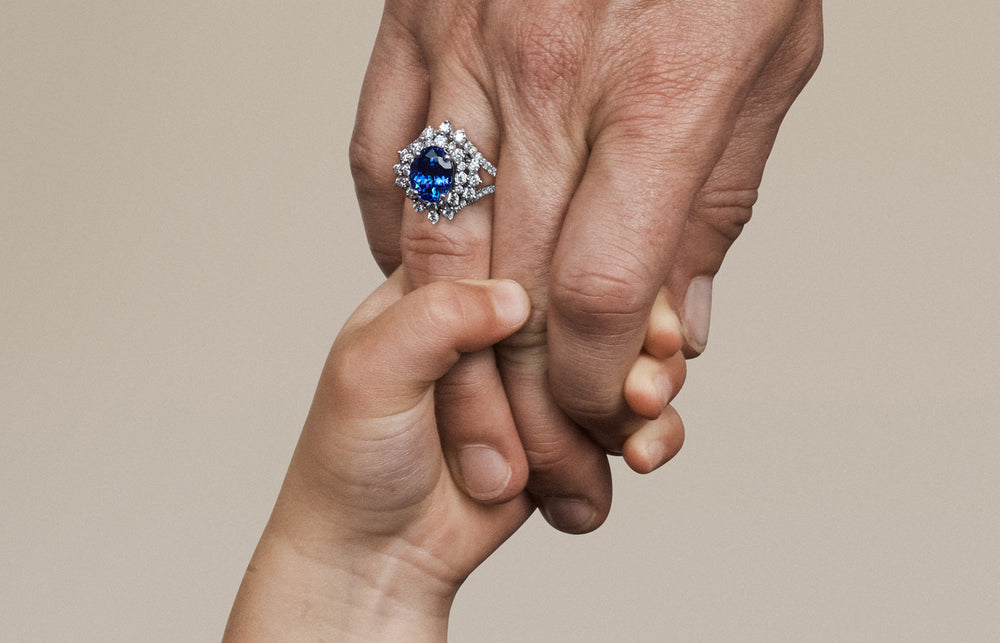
<box><xmin>2</xmin><ymin>3</ymin><xmax>998</xmax><ymax>641</ymax></box>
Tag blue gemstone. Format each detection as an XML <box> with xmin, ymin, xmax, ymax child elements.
<box><xmin>409</xmin><ymin>146</ymin><xmax>454</xmax><ymax>203</ymax></box>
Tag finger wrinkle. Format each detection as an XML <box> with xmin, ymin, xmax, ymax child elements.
<box><xmin>551</xmin><ymin>384</ymin><xmax>626</xmax><ymax>425</ymax></box>
<box><xmin>495</xmin><ymin>338</ymin><xmax>547</xmax><ymax>369</ymax></box>
<box><xmin>551</xmin><ymin>244</ymin><xmax>657</xmax><ymax>322</ymax></box>
<box><xmin>487</xmin><ymin>0</ymin><xmax>593</xmax><ymax>120</ymax></box>
<box><xmin>690</xmin><ymin>187</ymin><xmax>758</xmax><ymax>242</ymax></box>
<box><xmin>400</xmin><ymin>227</ymin><xmax>489</xmax><ymax>283</ymax></box>
<box><xmin>522</xmin><ymin>440</ymin><xmax>591</xmax><ymax>473</ymax></box>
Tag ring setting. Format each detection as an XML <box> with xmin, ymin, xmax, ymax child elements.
<box><xmin>394</xmin><ymin>121</ymin><xmax>496</xmax><ymax>224</ymax></box>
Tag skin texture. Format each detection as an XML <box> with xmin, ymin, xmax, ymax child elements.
<box><xmin>224</xmin><ymin>275</ymin><xmax>537</xmax><ymax>641</ymax></box>
<box><xmin>223</xmin><ymin>275</ymin><xmax>683</xmax><ymax>639</ymax></box>
<box><xmin>351</xmin><ymin>0</ymin><xmax>824</xmax><ymax>533</ymax></box>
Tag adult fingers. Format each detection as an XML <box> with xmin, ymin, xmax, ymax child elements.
<box><xmin>667</xmin><ymin>0</ymin><xmax>825</xmax><ymax>357</ymax></box>
<box><xmin>489</xmin><ymin>115</ymin><xmax>617</xmax><ymax>534</ymax></box>
<box><xmin>496</xmin><ymin>348</ymin><xmax>613</xmax><ymax>534</ymax></box>
<box><xmin>546</xmin><ymin>107</ymin><xmax>743</xmax><ymax>453</ymax></box>
<box><xmin>546</xmin><ymin>2</ymin><xmax>823</xmax><ymax>448</ymax></box>
<box><xmin>395</xmin><ymin>70</ymin><xmax>537</xmax><ymax>505</ymax></box>
<box><xmin>399</xmin><ymin>84</ymin><xmax>498</xmax><ymax>287</ymax></box>
<box><xmin>351</xmin><ymin>12</ymin><xmax>430</xmax><ymax>275</ymax></box>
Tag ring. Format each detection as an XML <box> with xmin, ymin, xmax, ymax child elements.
<box><xmin>394</xmin><ymin>121</ymin><xmax>497</xmax><ymax>224</ymax></box>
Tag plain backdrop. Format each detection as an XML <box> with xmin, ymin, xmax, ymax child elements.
<box><xmin>2</xmin><ymin>3</ymin><xmax>998</xmax><ymax>641</ymax></box>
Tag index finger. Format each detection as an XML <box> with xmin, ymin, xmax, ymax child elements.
<box><xmin>547</xmin><ymin>102</ymin><xmax>748</xmax><ymax>450</ymax></box>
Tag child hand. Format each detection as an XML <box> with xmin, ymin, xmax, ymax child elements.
<box><xmin>621</xmin><ymin>288</ymin><xmax>688</xmax><ymax>474</ymax></box>
<box><xmin>225</xmin><ymin>271</ymin><xmax>534</xmax><ymax>641</ymax></box>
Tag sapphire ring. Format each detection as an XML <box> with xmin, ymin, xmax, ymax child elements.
<box><xmin>394</xmin><ymin>121</ymin><xmax>497</xmax><ymax>224</ymax></box>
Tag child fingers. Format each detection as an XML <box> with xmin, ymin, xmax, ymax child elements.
<box><xmin>621</xmin><ymin>405</ymin><xmax>685</xmax><ymax>475</ymax></box>
<box><xmin>623</xmin><ymin>350</ymin><xmax>687</xmax><ymax>421</ymax></box>
<box><xmin>645</xmin><ymin>288</ymin><xmax>684</xmax><ymax>359</ymax></box>
<box><xmin>346</xmin><ymin>279</ymin><xmax>530</xmax><ymax>398</ymax></box>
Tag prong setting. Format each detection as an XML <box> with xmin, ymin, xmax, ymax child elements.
<box><xmin>394</xmin><ymin>121</ymin><xmax>497</xmax><ymax>224</ymax></box>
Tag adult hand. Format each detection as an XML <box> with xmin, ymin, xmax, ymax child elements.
<box><xmin>351</xmin><ymin>0</ymin><xmax>823</xmax><ymax>533</ymax></box>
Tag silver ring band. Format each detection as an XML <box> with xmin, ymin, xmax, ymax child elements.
<box><xmin>394</xmin><ymin>121</ymin><xmax>497</xmax><ymax>224</ymax></box>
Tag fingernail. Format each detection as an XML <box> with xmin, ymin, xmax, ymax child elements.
<box><xmin>539</xmin><ymin>498</ymin><xmax>597</xmax><ymax>534</ymax></box>
<box><xmin>489</xmin><ymin>280</ymin><xmax>529</xmax><ymax>328</ymax></box>
<box><xmin>458</xmin><ymin>446</ymin><xmax>512</xmax><ymax>501</ymax></box>
<box><xmin>683</xmin><ymin>277</ymin><xmax>713</xmax><ymax>354</ymax></box>
<box><xmin>648</xmin><ymin>291</ymin><xmax>684</xmax><ymax>357</ymax></box>
<box><xmin>644</xmin><ymin>439</ymin><xmax>667</xmax><ymax>473</ymax></box>
<box><xmin>655</xmin><ymin>372</ymin><xmax>673</xmax><ymax>410</ymax></box>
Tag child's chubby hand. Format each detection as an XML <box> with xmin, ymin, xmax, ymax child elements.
<box><xmin>225</xmin><ymin>271</ymin><xmax>535</xmax><ymax>641</ymax></box>
<box><xmin>291</xmin><ymin>271</ymin><xmax>534</xmax><ymax>542</ymax></box>
<box><xmin>620</xmin><ymin>288</ymin><xmax>688</xmax><ymax>474</ymax></box>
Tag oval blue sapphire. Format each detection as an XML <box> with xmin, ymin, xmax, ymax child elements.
<box><xmin>409</xmin><ymin>146</ymin><xmax>454</xmax><ymax>203</ymax></box>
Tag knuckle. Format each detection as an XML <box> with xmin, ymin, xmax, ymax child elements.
<box><xmin>605</xmin><ymin>13</ymin><xmax>750</xmax><ymax>104</ymax></box>
<box><xmin>363</xmin><ymin>222</ymin><xmax>402</xmax><ymax>276</ymax></box>
<box><xmin>550</xmin><ymin>381</ymin><xmax>640</xmax><ymax>450</ymax></box>
<box><xmin>326</xmin><ymin>340</ymin><xmax>376</xmax><ymax>405</ymax></box>
<box><xmin>367</xmin><ymin>244</ymin><xmax>401</xmax><ymax>276</ymax></box>
<box><xmin>415</xmin><ymin>282</ymin><xmax>468</xmax><ymax>330</ymax></box>
<box><xmin>434</xmin><ymin>371</ymin><xmax>486</xmax><ymax>407</ymax></box>
<box><xmin>778</xmin><ymin>4</ymin><xmax>826</xmax><ymax>87</ymax></box>
<box><xmin>400</xmin><ymin>222</ymin><xmax>489</xmax><ymax>283</ymax></box>
<box><xmin>797</xmin><ymin>19</ymin><xmax>825</xmax><ymax>82</ymax></box>
<box><xmin>559</xmin><ymin>395</ymin><xmax>626</xmax><ymax>439</ymax></box>
<box><xmin>523</xmin><ymin>436</ymin><xmax>580</xmax><ymax>473</ymax></box>
<box><xmin>487</xmin><ymin>0</ymin><xmax>587</xmax><ymax>112</ymax></box>
<box><xmin>608</xmin><ymin>53</ymin><xmax>715</xmax><ymax>115</ymax></box>
<box><xmin>495</xmin><ymin>307</ymin><xmax>547</xmax><ymax>355</ymax></box>
<box><xmin>348</xmin><ymin>132</ymin><xmax>389</xmax><ymax>196</ymax></box>
<box><xmin>550</xmin><ymin>259</ymin><xmax>652</xmax><ymax>334</ymax></box>
<box><xmin>691</xmin><ymin>187</ymin><xmax>758</xmax><ymax>243</ymax></box>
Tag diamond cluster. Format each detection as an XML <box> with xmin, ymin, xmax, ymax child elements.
<box><xmin>394</xmin><ymin>121</ymin><xmax>497</xmax><ymax>224</ymax></box>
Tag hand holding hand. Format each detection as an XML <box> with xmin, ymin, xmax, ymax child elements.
<box><xmin>225</xmin><ymin>274</ymin><xmax>534</xmax><ymax>641</ymax></box>
<box><xmin>351</xmin><ymin>0</ymin><xmax>823</xmax><ymax>532</ymax></box>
